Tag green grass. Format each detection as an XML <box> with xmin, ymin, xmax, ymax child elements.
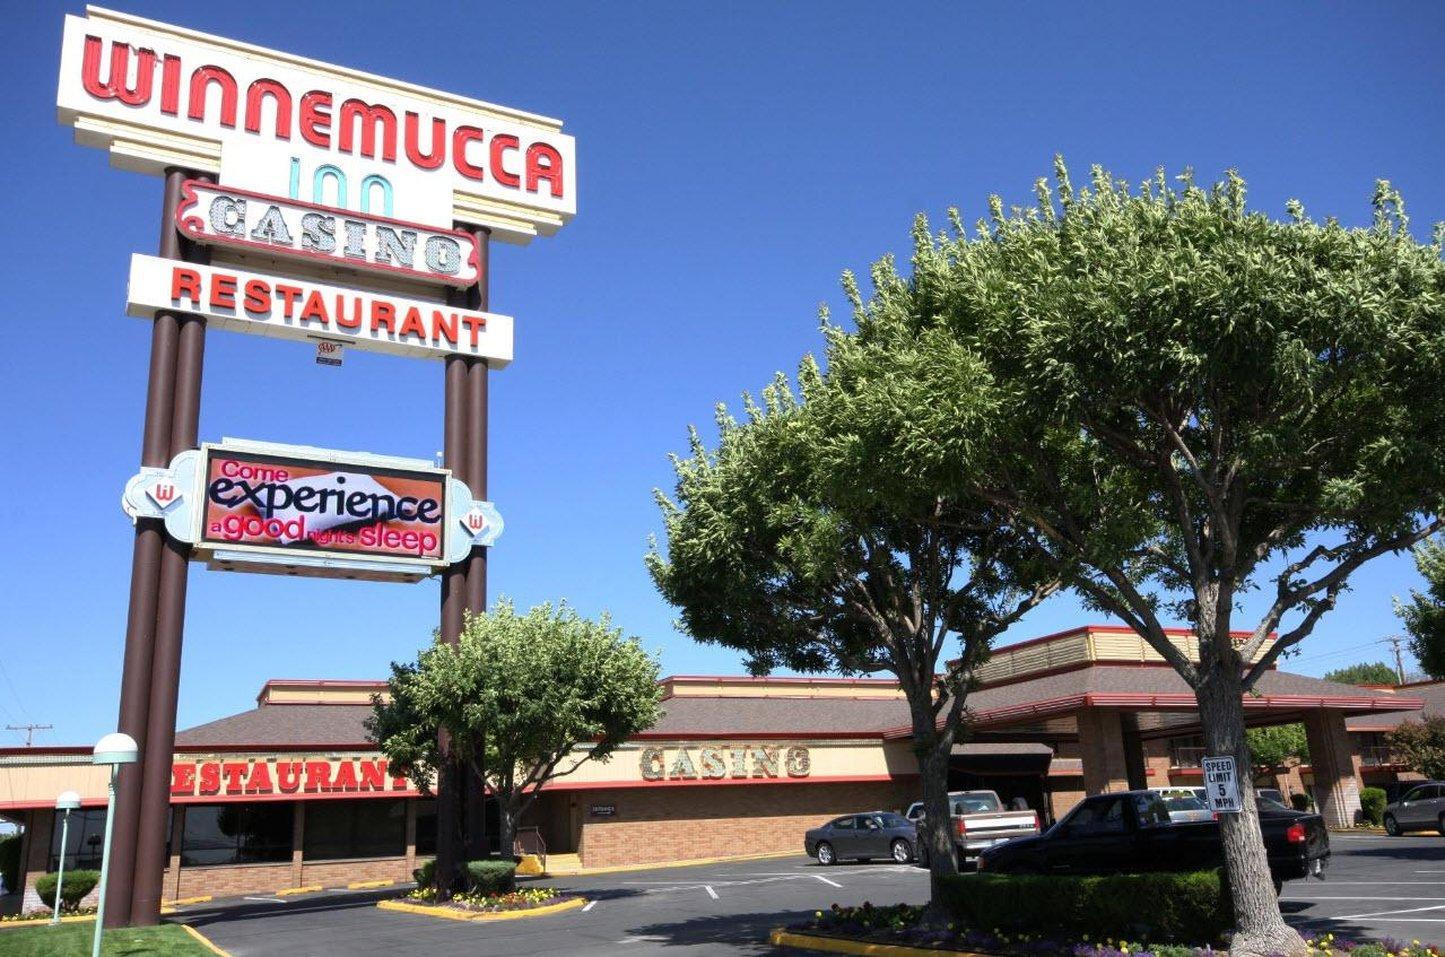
<box><xmin>0</xmin><ymin>922</ymin><xmax>213</xmax><ymax>956</ymax></box>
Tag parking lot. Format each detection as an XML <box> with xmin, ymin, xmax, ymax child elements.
<box><xmin>170</xmin><ymin>836</ymin><xmax>1445</xmax><ymax>956</ymax></box>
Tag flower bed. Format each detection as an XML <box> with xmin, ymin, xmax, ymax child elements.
<box><xmin>786</xmin><ymin>904</ymin><xmax>1441</xmax><ymax>957</ymax></box>
<box><xmin>403</xmin><ymin>884</ymin><xmax>571</xmax><ymax>914</ymax></box>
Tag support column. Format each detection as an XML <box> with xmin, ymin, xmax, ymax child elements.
<box><xmin>1077</xmin><ymin>708</ymin><xmax>1132</xmax><ymax>795</ymax></box>
<box><xmin>130</xmin><ymin>174</ymin><xmax>211</xmax><ymax>927</ymax></box>
<box><xmin>163</xmin><ymin>807</ymin><xmax>184</xmax><ymax>904</ymax></box>
<box><xmin>1120</xmin><ymin>713</ymin><xmax>1148</xmax><ymax>791</ymax></box>
<box><xmin>462</xmin><ymin>228</ymin><xmax>490</xmax><ymax>861</ymax></box>
<box><xmin>291</xmin><ymin>803</ymin><xmax>305</xmax><ymax>889</ymax></box>
<box><xmin>1303</xmin><ymin>710</ymin><xmax>1363</xmax><ymax>829</ymax></box>
<box><xmin>106</xmin><ymin>168</ymin><xmax>188</xmax><ymax>928</ymax></box>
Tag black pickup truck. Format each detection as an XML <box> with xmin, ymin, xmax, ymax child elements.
<box><xmin>978</xmin><ymin>790</ymin><xmax>1329</xmax><ymax>891</ymax></box>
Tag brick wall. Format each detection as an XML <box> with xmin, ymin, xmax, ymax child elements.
<box><xmin>575</xmin><ymin>780</ymin><xmax>914</xmax><ymax>869</ymax></box>
<box><xmin>301</xmin><ymin>857</ymin><xmax>412</xmax><ymax>888</ymax></box>
<box><xmin>174</xmin><ymin>861</ymin><xmax>293</xmax><ymax>899</ymax></box>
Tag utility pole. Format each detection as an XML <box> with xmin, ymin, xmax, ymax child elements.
<box><xmin>1385</xmin><ymin>634</ymin><xmax>1407</xmax><ymax>685</ymax></box>
<box><xmin>6</xmin><ymin>724</ymin><xmax>52</xmax><ymax>747</ymax></box>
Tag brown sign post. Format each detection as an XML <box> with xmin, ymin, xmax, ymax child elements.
<box><xmin>57</xmin><ymin>8</ymin><xmax>575</xmax><ymax>927</ymax></box>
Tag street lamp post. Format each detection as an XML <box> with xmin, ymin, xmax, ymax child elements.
<box><xmin>51</xmin><ymin>791</ymin><xmax>81</xmax><ymax>926</ymax></box>
<box><xmin>90</xmin><ymin>733</ymin><xmax>138</xmax><ymax>957</ymax></box>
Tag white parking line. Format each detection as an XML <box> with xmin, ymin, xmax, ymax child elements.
<box><xmin>1335</xmin><ymin>904</ymin><xmax>1445</xmax><ymax>921</ymax></box>
<box><xmin>582</xmin><ymin>901</ymin><xmax>596</xmax><ymax>912</ymax></box>
<box><xmin>1285</xmin><ymin>897</ymin><xmax>1445</xmax><ymax>901</ymax></box>
<box><xmin>813</xmin><ymin>875</ymin><xmax>842</xmax><ymax>888</ymax></box>
<box><xmin>704</xmin><ymin>885</ymin><xmax>719</xmax><ymax>900</ymax></box>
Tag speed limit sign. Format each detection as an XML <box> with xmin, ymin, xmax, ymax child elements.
<box><xmin>1202</xmin><ymin>756</ymin><xmax>1241</xmax><ymax>813</ymax></box>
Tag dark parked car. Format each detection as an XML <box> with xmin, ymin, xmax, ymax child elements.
<box><xmin>978</xmin><ymin>790</ymin><xmax>1329</xmax><ymax>892</ymax></box>
<box><xmin>1384</xmin><ymin>781</ymin><xmax>1445</xmax><ymax>835</ymax></box>
<box><xmin>805</xmin><ymin>811</ymin><xmax>917</xmax><ymax>865</ymax></box>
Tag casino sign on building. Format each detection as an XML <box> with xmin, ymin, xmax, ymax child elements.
<box><xmin>0</xmin><ymin>624</ymin><xmax>1428</xmax><ymax>907</ymax></box>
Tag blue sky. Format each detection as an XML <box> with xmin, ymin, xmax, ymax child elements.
<box><xmin>2</xmin><ymin>2</ymin><xmax>1443</xmax><ymax>747</ymax></box>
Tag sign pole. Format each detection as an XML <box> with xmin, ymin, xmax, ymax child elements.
<box><xmin>130</xmin><ymin>178</ymin><xmax>211</xmax><ymax>926</ymax></box>
<box><xmin>463</xmin><ymin>228</ymin><xmax>491</xmax><ymax>861</ymax></box>
<box><xmin>105</xmin><ymin>168</ymin><xmax>191</xmax><ymax>928</ymax></box>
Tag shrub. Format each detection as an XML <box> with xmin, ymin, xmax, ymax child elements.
<box><xmin>464</xmin><ymin>860</ymin><xmax>516</xmax><ymax>896</ymax></box>
<box><xmin>34</xmin><ymin>870</ymin><xmax>100</xmax><ymax>911</ymax></box>
<box><xmin>1291</xmin><ymin>792</ymin><xmax>1313</xmax><ymax>811</ymax></box>
<box><xmin>0</xmin><ymin>834</ymin><xmax>19</xmax><ymax>894</ymax></box>
<box><xmin>1360</xmin><ymin>787</ymin><xmax>1387</xmax><ymax>826</ymax></box>
<box><xmin>412</xmin><ymin>858</ymin><xmax>435</xmax><ymax>888</ymax></box>
<box><xmin>940</xmin><ymin>871</ymin><xmax>1232</xmax><ymax>945</ymax></box>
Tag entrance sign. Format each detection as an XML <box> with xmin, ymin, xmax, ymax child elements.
<box><xmin>122</xmin><ymin>439</ymin><xmax>505</xmax><ymax>583</ymax></box>
<box><xmin>1202</xmin><ymin>755</ymin><xmax>1241</xmax><ymax>813</ymax></box>
<box><xmin>57</xmin><ymin>8</ymin><xmax>576</xmax><ymax>243</ymax></box>
<box><xmin>177</xmin><ymin>182</ymin><xmax>483</xmax><ymax>288</ymax></box>
<box><xmin>125</xmin><ymin>254</ymin><xmax>514</xmax><ymax>364</ymax></box>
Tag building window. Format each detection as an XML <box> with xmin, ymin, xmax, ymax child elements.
<box><xmin>414</xmin><ymin>799</ymin><xmax>436</xmax><ymax>856</ymax></box>
<box><xmin>50</xmin><ymin>809</ymin><xmax>107</xmax><ymax>871</ymax></box>
<box><xmin>303</xmin><ymin>799</ymin><xmax>406</xmax><ymax>861</ymax></box>
<box><xmin>182</xmin><ymin>804</ymin><xmax>293</xmax><ymax>866</ymax></box>
<box><xmin>1169</xmin><ymin>735</ymin><xmax>1207</xmax><ymax>768</ymax></box>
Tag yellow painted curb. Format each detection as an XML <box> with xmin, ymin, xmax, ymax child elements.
<box><xmin>348</xmin><ymin>879</ymin><xmax>396</xmax><ymax>890</ymax></box>
<box><xmin>376</xmin><ymin>895</ymin><xmax>588</xmax><ymax>922</ymax></box>
<box><xmin>547</xmin><ymin>849</ymin><xmax>796</xmax><ymax>877</ymax></box>
<box><xmin>275</xmin><ymin>884</ymin><xmax>323</xmax><ymax>896</ymax></box>
<box><xmin>182</xmin><ymin>923</ymin><xmax>233</xmax><ymax>956</ymax></box>
<box><xmin>770</xmin><ymin>928</ymin><xmax>989</xmax><ymax>957</ymax></box>
<box><xmin>166</xmin><ymin>895</ymin><xmax>214</xmax><ymax>906</ymax></box>
<box><xmin>516</xmin><ymin>853</ymin><xmax>545</xmax><ymax>877</ymax></box>
<box><xmin>0</xmin><ymin>913</ymin><xmax>96</xmax><ymax>929</ymax></box>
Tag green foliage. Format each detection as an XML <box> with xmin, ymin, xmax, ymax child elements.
<box><xmin>34</xmin><ymin>869</ymin><xmax>100</xmax><ymax>911</ymax></box>
<box><xmin>1399</xmin><ymin>538</ymin><xmax>1445</xmax><ymax>679</ymax></box>
<box><xmin>1291</xmin><ymin>793</ymin><xmax>1314</xmax><ymax>812</ymax></box>
<box><xmin>1388</xmin><ymin>715</ymin><xmax>1445</xmax><ymax>780</ymax></box>
<box><xmin>1361</xmin><ymin>787</ymin><xmax>1388</xmax><ymax>826</ymax></box>
<box><xmin>0</xmin><ymin>922</ymin><xmax>213</xmax><ymax>955</ymax></box>
<box><xmin>940</xmin><ymin>871</ymin><xmax>1232</xmax><ymax>945</ymax></box>
<box><xmin>0</xmin><ymin>833</ymin><xmax>19</xmax><ymax>895</ymax></box>
<box><xmin>464</xmin><ymin>860</ymin><xmax>516</xmax><ymax>895</ymax></box>
<box><xmin>1325</xmin><ymin>662</ymin><xmax>1401</xmax><ymax>686</ymax></box>
<box><xmin>1246</xmin><ymin>723</ymin><xmax>1309</xmax><ymax>768</ymax></box>
<box><xmin>369</xmin><ymin>600</ymin><xmax>662</xmax><ymax>872</ymax></box>
<box><xmin>412</xmin><ymin>858</ymin><xmax>435</xmax><ymax>888</ymax></box>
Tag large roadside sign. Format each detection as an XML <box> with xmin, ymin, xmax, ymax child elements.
<box><xmin>1202</xmin><ymin>755</ymin><xmax>1241</xmax><ymax>814</ymax></box>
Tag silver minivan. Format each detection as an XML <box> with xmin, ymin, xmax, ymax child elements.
<box><xmin>1384</xmin><ymin>782</ymin><xmax>1445</xmax><ymax>835</ymax></box>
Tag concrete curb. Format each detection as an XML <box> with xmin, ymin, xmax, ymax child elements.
<box><xmin>377</xmin><ymin>895</ymin><xmax>588</xmax><ymax>922</ymax></box>
<box><xmin>167</xmin><ymin>895</ymin><xmax>215</xmax><ymax>906</ymax></box>
<box><xmin>547</xmin><ymin>849</ymin><xmax>797</xmax><ymax>877</ymax></box>
<box><xmin>347</xmin><ymin>879</ymin><xmax>397</xmax><ymax>890</ymax></box>
<box><xmin>182</xmin><ymin>922</ymin><xmax>233</xmax><ymax>956</ymax></box>
<box><xmin>769</xmin><ymin>927</ymin><xmax>988</xmax><ymax>956</ymax></box>
<box><xmin>275</xmin><ymin>884</ymin><xmax>324</xmax><ymax>896</ymax></box>
<box><xmin>0</xmin><ymin>913</ymin><xmax>96</xmax><ymax>929</ymax></box>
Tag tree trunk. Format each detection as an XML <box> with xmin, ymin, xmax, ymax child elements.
<box><xmin>499</xmin><ymin>798</ymin><xmax>518</xmax><ymax>862</ymax></box>
<box><xmin>1196</xmin><ymin>665</ymin><xmax>1306</xmax><ymax>957</ymax></box>
<box><xmin>919</xmin><ymin>740</ymin><xmax>959</xmax><ymax>907</ymax></box>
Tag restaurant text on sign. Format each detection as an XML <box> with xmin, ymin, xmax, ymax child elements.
<box><xmin>125</xmin><ymin>254</ymin><xmax>515</xmax><ymax>364</ymax></box>
<box><xmin>170</xmin><ymin>757</ymin><xmax>414</xmax><ymax>799</ymax></box>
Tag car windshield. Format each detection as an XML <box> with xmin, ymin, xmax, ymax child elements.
<box><xmin>952</xmin><ymin>794</ymin><xmax>1001</xmax><ymax>814</ymax></box>
<box><xmin>1164</xmin><ymin>796</ymin><xmax>1208</xmax><ymax>811</ymax></box>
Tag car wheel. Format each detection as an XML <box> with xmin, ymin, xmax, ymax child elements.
<box><xmin>891</xmin><ymin>839</ymin><xmax>912</xmax><ymax>864</ymax></box>
<box><xmin>1384</xmin><ymin>813</ymin><xmax>1401</xmax><ymax>836</ymax></box>
<box><xmin>816</xmin><ymin>842</ymin><xmax>835</xmax><ymax>866</ymax></box>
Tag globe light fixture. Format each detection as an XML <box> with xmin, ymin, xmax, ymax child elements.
<box><xmin>50</xmin><ymin>791</ymin><xmax>83</xmax><ymax>926</ymax></box>
<box><xmin>89</xmin><ymin>733</ymin><xmax>138</xmax><ymax>957</ymax></box>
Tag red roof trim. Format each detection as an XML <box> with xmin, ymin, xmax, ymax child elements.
<box><xmin>662</xmin><ymin>675</ymin><xmax>899</xmax><ymax>685</ymax></box>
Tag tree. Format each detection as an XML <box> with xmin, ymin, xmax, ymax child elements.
<box><xmin>820</xmin><ymin>161</ymin><xmax>1445</xmax><ymax>955</ymax></box>
<box><xmin>647</xmin><ymin>366</ymin><xmax>1059</xmax><ymax>909</ymax></box>
<box><xmin>1387</xmin><ymin>715</ymin><xmax>1445</xmax><ymax>781</ymax></box>
<box><xmin>368</xmin><ymin>602</ymin><xmax>662</xmax><ymax>894</ymax></box>
<box><xmin>1398</xmin><ymin>538</ymin><xmax>1445</xmax><ymax>679</ymax></box>
<box><xmin>1246</xmin><ymin>724</ymin><xmax>1309</xmax><ymax>769</ymax></box>
<box><xmin>1323</xmin><ymin>662</ymin><xmax>1399</xmax><ymax>686</ymax></box>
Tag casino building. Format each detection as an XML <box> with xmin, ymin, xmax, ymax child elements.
<box><xmin>1</xmin><ymin>624</ymin><xmax>1429</xmax><ymax>910</ymax></box>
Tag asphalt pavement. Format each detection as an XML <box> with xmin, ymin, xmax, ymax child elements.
<box><xmin>170</xmin><ymin>836</ymin><xmax>1445</xmax><ymax>956</ymax></box>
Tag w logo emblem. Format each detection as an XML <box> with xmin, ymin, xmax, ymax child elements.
<box><xmin>464</xmin><ymin>509</ymin><xmax>487</xmax><ymax>533</ymax></box>
<box><xmin>146</xmin><ymin>480</ymin><xmax>182</xmax><ymax>510</ymax></box>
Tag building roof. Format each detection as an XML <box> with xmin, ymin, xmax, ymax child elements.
<box><xmin>1346</xmin><ymin>680</ymin><xmax>1445</xmax><ymax>732</ymax></box>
